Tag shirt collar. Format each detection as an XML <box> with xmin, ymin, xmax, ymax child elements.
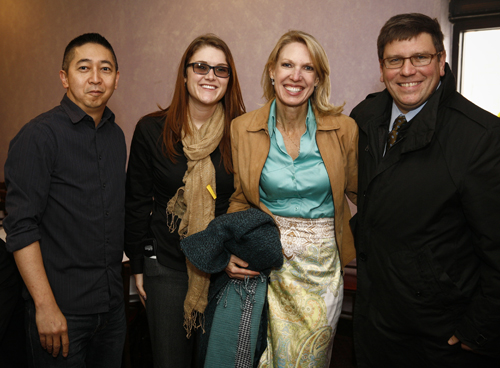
<box><xmin>267</xmin><ymin>99</ymin><xmax>315</xmax><ymax>138</ymax></box>
<box><xmin>390</xmin><ymin>101</ymin><xmax>425</xmax><ymax>128</ymax></box>
<box><xmin>389</xmin><ymin>81</ymin><xmax>442</xmax><ymax>129</ymax></box>
<box><xmin>60</xmin><ymin>94</ymin><xmax>115</xmax><ymax>127</ymax></box>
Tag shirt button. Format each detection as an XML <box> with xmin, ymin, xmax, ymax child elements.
<box><xmin>99</xmin><ymin>155</ymin><xmax>102</xmax><ymax>160</ymax></box>
<box><xmin>102</xmin><ymin>183</ymin><xmax>106</xmax><ymax>188</ymax></box>
<box><xmin>105</xmin><ymin>211</ymin><xmax>109</xmax><ymax>216</ymax></box>
<box><xmin>358</xmin><ymin>252</ymin><xmax>367</xmax><ymax>261</ymax></box>
<box><xmin>415</xmin><ymin>291</ymin><xmax>422</xmax><ymax>297</ymax></box>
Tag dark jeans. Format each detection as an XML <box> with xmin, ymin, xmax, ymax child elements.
<box><xmin>0</xmin><ymin>283</ymin><xmax>28</xmax><ymax>368</ymax></box>
<box><xmin>25</xmin><ymin>298</ymin><xmax>126</xmax><ymax>368</ymax></box>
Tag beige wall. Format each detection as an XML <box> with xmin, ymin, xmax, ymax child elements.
<box><xmin>0</xmin><ymin>0</ymin><xmax>451</xmax><ymax>181</ymax></box>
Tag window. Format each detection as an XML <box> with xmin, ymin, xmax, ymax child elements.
<box><xmin>450</xmin><ymin>0</ymin><xmax>500</xmax><ymax>116</ymax></box>
<box><xmin>459</xmin><ymin>28</ymin><xmax>500</xmax><ymax>116</ymax></box>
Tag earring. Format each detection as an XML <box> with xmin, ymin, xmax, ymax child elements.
<box><xmin>271</xmin><ymin>78</ymin><xmax>275</xmax><ymax>86</ymax></box>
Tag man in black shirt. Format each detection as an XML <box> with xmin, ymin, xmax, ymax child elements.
<box><xmin>4</xmin><ymin>33</ymin><xmax>127</xmax><ymax>367</ymax></box>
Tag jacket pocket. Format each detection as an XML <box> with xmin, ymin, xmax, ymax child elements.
<box><xmin>411</xmin><ymin>244</ymin><xmax>468</xmax><ymax>308</ymax></box>
<box><xmin>143</xmin><ymin>256</ymin><xmax>162</xmax><ymax>277</ymax></box>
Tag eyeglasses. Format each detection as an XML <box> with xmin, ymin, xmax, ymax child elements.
<box><xmin>186</xmin><ymin>62</ymin><xmax>231</xmax><ymax>78</ymax></box>
<box><xmin>381</xmin><ymin>52</ymin><xmax>441</xmax><ymax>69</ymax></box>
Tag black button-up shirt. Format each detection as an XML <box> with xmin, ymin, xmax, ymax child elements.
<box><xmin>4</xmin><ymin>95</ymin><xmax>127</xmax><ymax>315</ymax></box>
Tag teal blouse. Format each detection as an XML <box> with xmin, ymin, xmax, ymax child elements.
<box><xmin>259</xmin><ymin>100</ymin><xmax>334</xmax><ymax>219</ymax></box>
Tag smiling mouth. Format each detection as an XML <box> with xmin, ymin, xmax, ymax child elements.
<box><xmin>284</xmin><ymin>86</ymin><xmax>303</xmax><ymax>92</ymax></box>
<box><xmin>201</xmin><ymin>85</ymin><xmax>216</xmax><ymax>90</ymax></box>
<box><xmin>399</xmin><ymin>82</ymin><xmax>421</xmax><ymax>87</ymax></box>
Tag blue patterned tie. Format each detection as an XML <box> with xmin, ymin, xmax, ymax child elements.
<box><xmin>387</xmin><ymin>115</ymin><xmax>407</xmax><ymax>150</ymax></box>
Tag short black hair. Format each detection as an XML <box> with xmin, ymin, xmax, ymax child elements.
<box><xmin>377</xmin><ymin>13</ymin><xmax>444</xmax><ymax>60</ymax></box>
<box><xmin>62</xmin><ymin>33</ymin><xmax>118</xmax><ymax>72</ymax></box>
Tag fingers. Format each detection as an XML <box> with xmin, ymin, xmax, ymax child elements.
<box><xmin>41</xmin><ymin>333</ymin><xmax>65</xmax><ymax>358</ymax></box>
<box><xmin>51</xmin><ymin>336</ymin><xmax>61</xmax><ymax>358</ymax></box>
<box><xmin>460</xmin><ymin>343</ymin><xmax>473</xmax><ymax>352</ymax></box>
<box><xmin>225</xmin><ymin>255</ymin><xmax>260</xmax><ymax>280</ymax></box>
<box><xmin>134</xmin><ymin>273</ymin><xmax>147</xmax><ymax>307</ymax></box>
<box><xmin>448</xmin><ymin>335</ymin><xmax>460</xmax><ymax>346</ymax></box>
<box><xmin>234</xmin><ymin>267</ymin><xmax>260</xmax><ymax>277</ymax></box>
<box><xmin>136</xmin><ymin>283</ymin><xmax>147</xmax><ymax>301</ymax></box>
<box><xmin>61</xmin><ymin>332</ymin><xmax>70</xmax><ymax>357</ymax></box>
<box><xmin>39</xmin><ymin>333</ymin><xmax>47</xmax><ymax>350</ymax></box>
<box><xmin>229</xmin><ymin>255</ymin><xmax>249</xmax><ymax>268</ymax></box>
<box><xmin>448</xmin><ymin>335</ymin><xmax>473</xmax><ymax>352</ymax></box>
<box><xmin>137</xmin><ymin>287</ymin><xmax>146</xmax><ymax>308</ymax></box>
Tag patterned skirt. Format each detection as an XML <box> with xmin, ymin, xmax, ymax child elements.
<box><xmin>258</xmin><ymin>216</ymin><xmax>343</xmax><ymax>368</ymax></box>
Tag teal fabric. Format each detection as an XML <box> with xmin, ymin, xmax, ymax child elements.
<box><xmin>259</xmin><ymin>100</ymin><xmax>334</xmax><ymax>219</ymax></box>
<box><xmin>180</xmin><ymin>209</ymin><xmax>282</xmax><ymax>367</ymax></box>
<box><xmin>204</xmin><ymin>277</ymin><xmax>267</xmax><ymax>368</ymax></box>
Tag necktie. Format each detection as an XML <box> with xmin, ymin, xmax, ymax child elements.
<box><xmin>387</xmin><ymin>115</ymin><xmax>407</xmax><ymax>150</ymax></box>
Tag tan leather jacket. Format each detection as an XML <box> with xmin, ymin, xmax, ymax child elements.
<box><xmin>228</xmin><ymin>100</ymin><xmax>358</xmax><ymax>268</ymax></box>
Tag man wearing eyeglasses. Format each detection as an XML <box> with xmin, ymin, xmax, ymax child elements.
<box><xmin>350</xmin><ymin>13</ymin><xmax>500</xmax><ymax>367</ymax></box>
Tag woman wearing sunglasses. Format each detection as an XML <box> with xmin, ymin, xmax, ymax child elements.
<box><xmin>125</xmin><ymin>34</ymin><xmax>245</xmax><ymax>367</ymax></box>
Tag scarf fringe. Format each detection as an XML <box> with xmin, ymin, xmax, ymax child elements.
<box><xmin>183</xmin><ymin>309</ymin><xmax>206</xmax><ymax>338</ymax></box>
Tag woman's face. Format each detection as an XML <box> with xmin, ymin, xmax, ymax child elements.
<box><xmin>185</xmin><ymin>46</ymin><xmax>229</xmax><ymax>110</ymax></box>
<box><xmin>270</xmin><ymin>42</ymin><xmax>319</xmax><ymax>109</ymax></box>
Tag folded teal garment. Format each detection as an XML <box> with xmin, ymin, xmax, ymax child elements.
<box><xmin>180</xmin><ymin>208</ymin><xmax>283</xmax><ymax>275</ymax></box>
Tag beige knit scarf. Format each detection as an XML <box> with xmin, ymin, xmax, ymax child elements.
<box><xmin>167</xmin><ymin>103</ymin><xmax>224</xmax><ymax>336</ymax></box>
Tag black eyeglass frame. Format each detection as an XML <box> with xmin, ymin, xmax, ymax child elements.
<box><xmin>381</xmin><ymin>52</ymin><xmax>442</xmax><ymax>69</ymax></box>
<box><xmin>186</xmin><ymin>62</ymin><xmax>231</xmax><ymax>78</ymax></box>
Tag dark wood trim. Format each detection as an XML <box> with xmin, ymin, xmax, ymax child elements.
<box><xmin>450</xmin><ymin>0</ymin><xmax>500</xmax><ymax>21</ymax></box>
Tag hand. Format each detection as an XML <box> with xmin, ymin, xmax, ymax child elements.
<box><xmin>133</xmin><ymin>273</ymin><xmax>147</xmax><ymax>307</ymax></box>
<box><xmin>225</xmin><ymin>255</ymin><xmax>260</xmax><ymax>280</ymax></box>
<box><xmin>36</xmin><ymin>303</ymin><xmax>69</xmax><ymax>358</ymax></box>
<box><xmin>13</xmin><ymin>242</ymin><xmax>69</xmax><ymax>357</ymax></box>
<box><xmin>448</xmin><ymin>335</ymin><xmax>473</xmax><ymax>352</ymax></box>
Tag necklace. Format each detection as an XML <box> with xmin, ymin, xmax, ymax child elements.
<box><xmin>277</xmin><ymin>119</ymin><xmax>302</xmax><ymax>155</ymax></box>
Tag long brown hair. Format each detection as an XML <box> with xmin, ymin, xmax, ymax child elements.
<box><xmin>148</xmin><ymin>34</ymin><xmax>245</xmax><ymax>172</ymax></box>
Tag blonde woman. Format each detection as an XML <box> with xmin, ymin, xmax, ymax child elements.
<box><xmin>226</xmin><ymin>30</ymin><xmax>357</xmax><ymax>367</ymax></box>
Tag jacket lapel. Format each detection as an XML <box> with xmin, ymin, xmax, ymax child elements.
<box><xmin>246</xmin><ymin>101</ymin><xmax>272</xmax><ymax>207</ymax></box>
<box><xmin>358</xmin><ymin>104</ymin><xmax>391</xmax><ymax>187</ymax></box>
<box><xmin>360</xmin><ymin>84</ymin><xmax>443</xmax><ymax>187</ymax></box>
<box><xmin>316</xmin><ymin>113</ymin><xmax>342</xmax><ymax>190</ymax></box>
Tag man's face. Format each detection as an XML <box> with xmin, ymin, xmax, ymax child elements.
<box><xmin>59</xmin><ymin>43</ymin><xmax>119</xmax><ymax>123</ymax></box>
<box><xmin>380</xmin><ymin>33</ymin><xmax>445</xmax><ymax>114</ymax></box>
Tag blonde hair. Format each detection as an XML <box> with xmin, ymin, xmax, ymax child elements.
<box><xmin>261</xmin><ymin>30</ymin><xmax>343</xmax><ymax>116</ymax></box>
